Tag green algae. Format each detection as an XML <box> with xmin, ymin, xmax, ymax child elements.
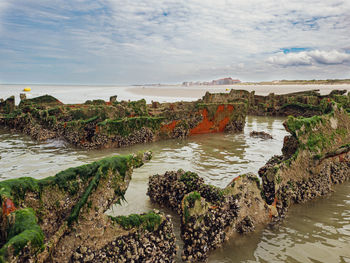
<box><xmin>285</xmin><ymin>115</ymin><xmax>324</xmax><ymax>136</ymax></box>
<box><xmin>0</xmin><ymin>208</ymin><xmax>44</xmax><ymax>262</ymax></box>
<box><xmin>280</xmin><ymin>102</ymin><xmax>323</xmax><ymax>112</ymax></box>
<box><xmin>127</xmin><ymin>99</ymin><xmax>149</xmax><ymax>116</ymax></box>
<box><xmin>0</xmin><ymin>153</ymin><xmax>150</xmax><ymax>261</ymax></box>
<box><xmin>183</xmin><ymin>192</ymin><xmax>202</xmax><ymax>224</ymax></box>
<box><xmin>98</xmin><ymin>116</ymin><xmax>164</xmax><ymax>137</ymax></box>
<box><xmin>0</xmin><ymin>154</ymin><xmax>144</xmax><ymax>223</ymax></box>
<box><xmin>111</xmin><ymin>211</ymin><xmax>162</xmax><ymax>231</ymax></box>
<box><xmin>19</xmin><ymin>95</ymin><xmax>60</xmax><ymax>108</ymax></box>
<box><xmin>184</xmin><ymin>191</ymin><xmax>201</xmax><ymax>208</ymax></box>
<box><xmin>179</xmin><ymin>171</ymin><xmax>200</xmax><ymax>192</ymax></box>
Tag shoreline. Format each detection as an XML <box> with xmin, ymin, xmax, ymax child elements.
<box><xmin>126</xmin><ymin>84</ymin><xmax>350</xmax><ymax>100</ymax></box>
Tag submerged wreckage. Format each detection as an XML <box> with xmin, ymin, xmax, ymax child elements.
<box><xmin>1</xmin><ymin>89</ymin><xmax>350</xmax><ymax>262</ymax></box>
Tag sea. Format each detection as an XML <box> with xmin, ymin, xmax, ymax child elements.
<box><xmin>0</xmin><ymin>84</ymin><xmax>350</xmax><ymax>262</ymax></box>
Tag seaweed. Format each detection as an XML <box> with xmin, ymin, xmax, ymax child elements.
<box><xmin>0</xmin><ymin>208</ymin><xmax>44</xmax><ymax>261</ymax></box>
<box><xmin>285</xmin><ymin>115</ymin><xmax>324</xmax><ymax>136</ymax></box>
<box><xmin>97</xmin><ymin>117</ymin><xmax>164</xmax><ymax>137</ymax></box>
<box><xmin>184</xmin><ymin>191</ymin><xmax>201</xmax><ymax>208</ymax></box>
<box><xmin>0</xmin><ymin>154</ymin><xmax>145</xmax><ymax>223</ymax></box>
<box><xmin>111</xmin><ymin>211</ymin><xmax>162</xmax><ymax>231</ymax></box>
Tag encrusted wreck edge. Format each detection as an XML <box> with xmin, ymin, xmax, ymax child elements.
<box><xmin>260</xmin><ymin>104</ymin><xmax>350</xmax><ymax>222</ymax></box>
<box><xmin>148</xmin><ymin>170</ymin><xmax>269</xmax><ymax>262</ymax></box>
<box><xmin>147</xmin><ymin>104</ymin><xmax>350</xmax><ymax>262</ymax></box>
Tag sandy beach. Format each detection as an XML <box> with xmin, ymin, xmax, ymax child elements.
<box><xmin>127</xmin><ymin>84</ymin><xmax>350</xmax><ymax>101</ymax></box>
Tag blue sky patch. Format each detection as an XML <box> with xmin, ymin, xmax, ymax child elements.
<box><xmin>281</xmin><ymin>47</ymin><xmax>312</xmax><ymax>54</ymax></box>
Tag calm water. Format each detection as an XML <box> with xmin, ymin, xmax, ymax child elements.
<box><xmin>1</xmin><ymin>115</ymin><xmax>350</xmax><ymax>262</ymax></box>
<box><xmin>2</xmin><ymin>84</ymin><xmax>350</xmax><ymax>105</ymax></box>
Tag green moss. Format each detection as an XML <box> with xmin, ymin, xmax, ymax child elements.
<box><xmin>19</xmin><ymin>95</ymin><xmax>61</xmax><ymax>108</ymax></box>
<box><xmin>111</xmin><ymin>211</ymin><xmax>162</xmax><ymax>231</ymax></box>
<box><xmin>183</xmin><ymin>206</ymin><xmax>190</xmax><ymax>224</ymax></box>
<box><xmin>285</xmin><ymin>115</ymin><xmax>324</xmax><ymax>136</ymax></box>
<box><xmin>92</xmin><ymin>100</ymin><xmax>106</xmax><ymax>105</ymax></box>
<box><xmin>97</xmin><ymin>117</ymin><xmax>164</xmax><ymax>137</ymax></box>
<box><xmin>333</xmin><ymin>95</ymin><xmax>350</xmax><ymax>110</ymax></box>
<box><xmin>2</xmin><ymin>109</ymin><xmax>22</xmax><ymax>119</ymax></box>
<box><xmin>0</xmin><ymin>154</ymin><xmax>148</xmax><ymax>226</ymax></box>
<box><xmin>0</xmin><ymin>208</ymin><xmax>44</xmax><ymax>261</ymax></box>
<box><xmin>46</xmin><ymin>115</ymin><xmax>57</xmax><ymax>125</ymax></box>
<box><xmin>70</xmin><ymin>109</ymin><xmax>87</xmax><ymax>120</ymax></box>
<box><xmin>66</xmin><ymin>154</ymin><xmax>141</xmax><ymax>225</ymax></box>
<box><xmin>79</xmin><ymin>115</ymin><xmax>99</xmax><ymax>124</ymax></box>
<box><xmin>336</xmin><ymin>127</ymin><xmax>347</xmax><ymax>137</ymax></box>
<box><xmin>0</xmin><ymin>177</ymin><xmax>41</xmax><ymax>206</ymax></box>
<box><xmin>47</xmin><ymin>107</ymin><xmax>62</xmax><ymax>116</ymax></box>
<box><xmin>127</xmin><ymin>99</ymin><xmax>148</xmax><ymax>116</ymax></box>
<box><xmin>306</xmin><ymin>132</ymin><xmax>331</xmax><ymax>152</ymax></box>
<box><xmin>184</xmin><ymin>191</ymin><xmax>201</xmax><ymax>208</ymax></box>
<box><xmin>179</xmin><ymin>172</ymin><xmax>200</xmax><ymax>192</ymax></box>
<box><xmin>280</xmin><ymin>102</ymin><xmax>322</xmax><ymax>112</ymax></box>
<box><xmin>183</xmin><ymin>191</ymin><xmax>201</xmax><ymax>224</ymax></box>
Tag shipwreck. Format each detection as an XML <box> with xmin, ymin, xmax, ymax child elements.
<box><xmin>1</xmin><ymin>89</ymin><xmax>350</xmax><ymax>262</ymax></box>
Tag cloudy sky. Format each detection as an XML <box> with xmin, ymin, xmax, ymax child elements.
<box><xmin>0</xmin><ymin>0</ymin><xmax>349</xmax><ymax>84</ymax></box>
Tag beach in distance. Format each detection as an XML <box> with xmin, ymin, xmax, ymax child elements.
<box><xmin>127</xmin><ymin>83</ymin><xmax>350</xmax><ymax>100</ymax></box>
<box><xmin>2</xmin><ymin>83</ymin><xmax>350</xmax><ymax>104</ymax></box>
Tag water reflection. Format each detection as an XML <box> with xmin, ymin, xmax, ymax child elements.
<box><xmin>209</xmin><ymin>182</ymin><xmax>350</xmax><ymax>263</ymax></box>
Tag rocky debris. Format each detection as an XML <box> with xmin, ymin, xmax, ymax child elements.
<box><xmin>249</xmin><ymin>131</ymin><xmax>273</xmax><ymax>139</ymax></box>
<box><xmin>0</xmin><ymin>152</ymin><xmax>176</xmax><ymax>263</ymax></box>
<box><xmin>148</xmin><ymin>171</ymin><xmax>269</xmax><ymax>262</ymax></box>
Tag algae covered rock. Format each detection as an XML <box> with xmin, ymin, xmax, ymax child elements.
<box><xmin>0</xmin><ymin>151</ymin><xmax>177</xmax><ymax>263</ymax></box>
<box><xmin>259</xmin><ymin>104</ymin><xmax>350</xmax><ymax>221</ymax></box>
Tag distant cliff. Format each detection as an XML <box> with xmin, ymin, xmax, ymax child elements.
<box><xmin>182</xmin><ymin>77</ymin><xmax>241</xmax><ymax>86</ymax></box>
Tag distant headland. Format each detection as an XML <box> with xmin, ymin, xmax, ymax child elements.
<box><xmin>178</xmin><ymin>78</ymin><xmax>350</xmax><ymax>86</ymax></box>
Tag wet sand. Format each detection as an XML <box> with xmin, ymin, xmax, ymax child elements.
<box><xmin>127</xmin><ymin>84</ymin><xmax>350</xmax><ymax>100</ymax></box>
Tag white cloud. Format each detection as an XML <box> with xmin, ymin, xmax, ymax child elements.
<box><xmin>0</xmin><ymin>0</ymin><xmax>350</xmax><ymax>83</ymax></box>
<box><xmin>309</xmin><ymin>50</ymin><xmax>350</xmax><ymax>65</ymax></box>
<box><xmin>268</xmin><ymin>50</ymin><xmax>350</xmax><ymax>67</ymax></box>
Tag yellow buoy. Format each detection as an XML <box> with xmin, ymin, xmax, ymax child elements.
<box><xmin>23</xmin><ymin>87</ymin><xmax>31</xmax><ymax>92</ymax></box>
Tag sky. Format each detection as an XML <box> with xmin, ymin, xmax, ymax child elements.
<box><xmin>0</xmin><ymin>0</ymin><xmax>349</xmax><ymax>84</ymax></box>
